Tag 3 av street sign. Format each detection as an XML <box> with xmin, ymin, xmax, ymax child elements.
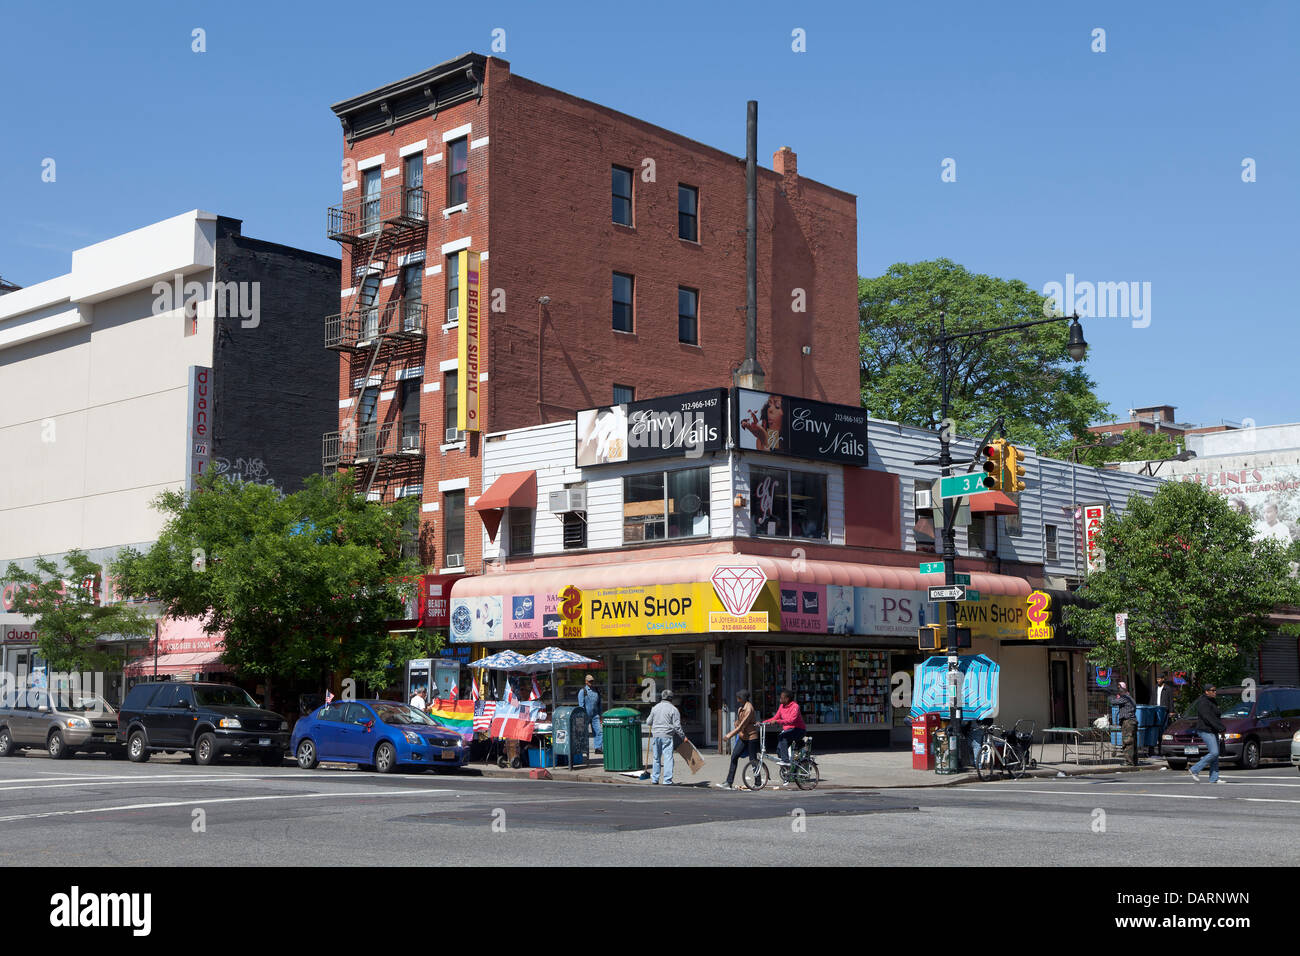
<box><xmin>938</xmin><ymin>473</ymin><xmax>983</xmax><ymax>499</ymax></box>
<box><xmin>919</xmin><ymin>561</ymin><xmax>944</xmax><ymax>575</ymax></box>
<box><xmin>927</xmin><ymin>584</ymin><xmax>967</xmax><ymax>602</ymax></box>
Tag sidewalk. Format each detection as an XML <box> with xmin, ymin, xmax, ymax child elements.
<box><xmin>467</xmin><ymin>742</ymin><xmax>1169</xmax><ymax>789</ymax></box>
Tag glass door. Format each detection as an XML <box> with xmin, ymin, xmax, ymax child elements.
<box><xmin>671</xmin><ymin>650</ymin><xmax>703</xmax><ymax>739</ymax></box>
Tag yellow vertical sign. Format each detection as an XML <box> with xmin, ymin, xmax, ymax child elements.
<box><xmin>457</xmin><ymin>250</ymin><xmax>481</xmax><ymax>432</ymax></box>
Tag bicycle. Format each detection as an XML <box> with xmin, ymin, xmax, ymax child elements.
<box><xmin>742</xmin><ymin>722</ymin><xmax>820</xmax><ymax>790</ymax></box>
<box><xmin>975</xmin><ymin>719</ymin><xmax>1036</xmax><ymax>781</ymax></box>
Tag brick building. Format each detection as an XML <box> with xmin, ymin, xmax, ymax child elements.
<box><xmin>322</xmin><ymin>52</ymin><xmax>858</xmax><ymax>579</ymax></box>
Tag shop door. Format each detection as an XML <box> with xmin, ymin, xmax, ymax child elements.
<box><xmin>707</xmin><ymin>654</ymin><xmax>721</xmax><ymax>747</ymax></box>
<box><xmin>1050</xmin><ymin>659</ymin><xmax>1073</xmax><ymax>728</ymax></box>
<box><xmin>671</xmin><ymin>650</ymin><xmax>704</xmax><ymax>739</ymax></box>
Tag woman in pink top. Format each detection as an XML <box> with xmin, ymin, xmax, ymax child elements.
<box><xmin>763</xmin><ymin>690</ymin><xmax>806</xmax><ymax>765</ymax></box>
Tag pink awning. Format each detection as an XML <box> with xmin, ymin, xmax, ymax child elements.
<box><xmin>450</xmin><ymin>554</ymin><xmax>1032</xmax><ymax>598</ymax></box>
<box><xmin>125</xmin><ymin>651</ymin><xmax>228</xmax><ymax>676</ymax></box>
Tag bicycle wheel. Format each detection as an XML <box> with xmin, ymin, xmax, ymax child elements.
<box><xmin>975</xmin><ymin>742</ymin><xmax>997</xmax><ymax>781</ymax></box>
<box><xmin>742</xmin><ymin>761</ymin><xmax>768</xmax><ymax>791</ymax></box>
<box><xmin>793</xmin><ymin>758</ymin><xmax>820</xmax><ymax>790</ymax></box>
<box><xmin>1005</xmin><ymin>746</ymin><xmax>1029</xmax><ymax>780</ymax></box>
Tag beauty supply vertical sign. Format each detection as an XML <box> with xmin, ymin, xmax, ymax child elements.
<box><xmin>187</xmin><ymin>366</ymin><xmax>212</xmax><ymax>493</ymax></box>
<box><xmin>457</xmin><ymin>250</ymin><xmax>481</xmax><ymax>432</ymax></box>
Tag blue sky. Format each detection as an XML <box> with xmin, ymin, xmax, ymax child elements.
<box><xmin>2</xmin><ymin>1</ymin><xmax>1295</xmax><ymax>428</ymax></box>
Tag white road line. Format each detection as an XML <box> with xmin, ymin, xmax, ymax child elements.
<box><xmin>1241</xmin><ymin>797</ymin><xmax>1300</xmax><ymax>805</ymax></box>
<box><xmin>0</xmin><ymin>773</ymin><xmax>321</xmax><ymax>789</ymax></box>
<box><xmin>970</xmin><ymin>788</ymin><xmax>1222</xmax><ymax>800</ymax></box>
<box><xmin>0</xmin><ymin>788</ymin><xmax>452</xmax><ymax>824</ymax></box>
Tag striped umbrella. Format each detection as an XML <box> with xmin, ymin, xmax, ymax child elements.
<box><xmin>518</xmin><ymin>647</ymin><xmax>599</xmax><ymax>717</ymax></box>
<box><xmin>472</xmin><ymin>649</ymin><xmax>531</xmax><ymax>671</ymax></box>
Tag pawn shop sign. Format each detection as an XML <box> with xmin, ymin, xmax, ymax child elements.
<box><xmin>1025</xmin><ymin>590</ymin><xmax>1054</xmax><ymax>640</ymax></box>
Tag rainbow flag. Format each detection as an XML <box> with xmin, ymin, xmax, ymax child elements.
<box><xmin>428</xmin><ymin>698</ymin><xmax>475</xmax><ymax>741</ymax></box>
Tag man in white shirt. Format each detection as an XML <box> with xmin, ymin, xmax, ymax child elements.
<box><xmin>409</xmin><ymin>687</ymin><xmax>427</xmax><ymax>712</ymax></box>
<box><xmin>1253</xmin><ymin>501</ymin><xmax>1292</xmax><ymax>544</ymax></box>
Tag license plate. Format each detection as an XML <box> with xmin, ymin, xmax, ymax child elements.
<box><xmin>440</xmin><ymin>749</ymin><xmax>456</xmax><ymax>760</ymax></box>
<box><xmin>1184</xmin><ymin>746</ymin><xmax>1200</xmax><ymax>756</ymax></box>
<box><xmin>101</xmin><ymin>734</ymin><xmax>116</xmax><ymax>743</ymax></box>
<box><xmin>259</xmin><ymin>738</ymin><xmax>270</xmax><ymax>746</ymax></box>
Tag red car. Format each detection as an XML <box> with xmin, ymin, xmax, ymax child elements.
<box><xmin>1162</xmin><ymin>685</ymin><xmax>1300</xmax><ymax>770</ymax></box>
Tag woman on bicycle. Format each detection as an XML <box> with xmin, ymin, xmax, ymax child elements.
<box><xmin>762</xmin><ymin>690</ymin><xmax>806</xmax><ymax>765</ymax></box>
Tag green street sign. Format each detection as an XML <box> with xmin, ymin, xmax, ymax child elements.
<box><xmin>954</xmin><ymin>574</ymin><xmax>971</xmax><ymax>585</ymax></box>
<box><xmin>919</xmin><ymin>561</ymin><xmax>944</xmax><ymax>575</ymax></box>
<box><xmin>938</xmin><ymin>473</ymin><xmax>983</xmax><ymax>499</ymax></box>
<box><xmin>964</xmin><ymin>589</ymin><xmax>981</xmax><ymax>602</ymax></box>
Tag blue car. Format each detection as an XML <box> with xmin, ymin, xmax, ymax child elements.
<box><xmin>291</xmin><ymin>699</ymin><xmax>470</xmax><ymax>773</ymax></box>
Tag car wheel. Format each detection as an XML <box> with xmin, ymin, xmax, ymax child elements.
<box><xmin>128</xmin><ymin>731</ymin><xmax>150</xmax><ymax>763</ymax></box>
<box><xmin>47</xmin><ymin>731</ymin><xmax>72</xmax><ymax>760</ymax></box>
<box><xmin>373</xmin><ymin>741</ymin><xmax>397</xmax><ymax>774</ymax></box>
<box><xmin>296</xmin><ymin>739</ymin><xmax>319</xmax><ymax>770</ymax></box>
<box><xmin>0</xmin><ymin>728</ymin><xmax>13</xmax><ymax>757</ymax></box>
<box><xmin>1239</xmin><ymin>738</ymin><xmax>1261</xmax><ymax>770</ymax></box>
<box><xmin>1166</xmin><ymin>759</ymin><xmax>1187</xmax><ymax>770</ymax></box>
<box><xmin>194</xmin><ymin>733</ymin><xmax>216</xmax><ymax>767</ymax></box>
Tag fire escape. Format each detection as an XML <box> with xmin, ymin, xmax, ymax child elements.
<box><xmin>322</xmin><ymin>182</ymin><xmax>429</xmax><ymax>499</ymax></box>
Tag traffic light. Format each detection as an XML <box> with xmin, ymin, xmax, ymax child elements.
<box><xmin>1004</xmin><ymin>443</ymin><xmax>1027</xmax><ymax>492</ymax></box>
<box><xmin>918</xmin><ymin>624</ymin><xmax>943</xmax><ymax>651</ymax></box>
<box><xmin>981</xmin><ymin>439</ymin><xmax>1006</xmax><ymax>491</ymax></box>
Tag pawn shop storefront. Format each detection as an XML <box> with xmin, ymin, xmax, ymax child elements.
<box><xmin>449</xmin><ymin>554</ymin><xmax>1044</xmax><ymax>749</ymax></box>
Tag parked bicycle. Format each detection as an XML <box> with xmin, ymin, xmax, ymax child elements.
<box><xmin>974</xmin><ymin>719</ymin><xmax>1037</xmax><ymax>781</ymax></box>
<box><xmin>742</xmin><ymin>722</ymin><xmax>820</xmax><ymax>790</ymax></box>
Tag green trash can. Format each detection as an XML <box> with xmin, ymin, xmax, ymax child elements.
<box><xmin>601</xmin><ymin>707</ymin><xmax>643</xmax><ymax>772</ymax></box>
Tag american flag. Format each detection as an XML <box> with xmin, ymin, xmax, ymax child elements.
<box><xmin>471</xmin><ymin>676</ymin><xmax>481</xmax><ymax>702</ymax></box>
<box><xmin>529</xmin><ymin>677</ymin><xmax>541</xmax><ymax>701</ymax></box>
<box><xmin>324</xmin><ymin>690</ymin><xmax>334</xmax><ymax>705</ymax></box>
<box><xmin>473</xmin><ymin>700</ymin><xmax>496</xmax><ymax>733</ymax></box>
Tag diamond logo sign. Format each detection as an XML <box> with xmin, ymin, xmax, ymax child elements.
<box><xmin>710</xmin><ymin>565</ymin><xmax>769</xmax><ymax>632</ymax></box>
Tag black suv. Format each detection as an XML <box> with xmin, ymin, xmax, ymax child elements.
<box><xmin>118</xmin><ymin>682</ymin><xmax>289</xmax><ymax>766</ymax></box>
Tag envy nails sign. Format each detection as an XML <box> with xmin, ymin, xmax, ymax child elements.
<box><xmin>733</xmin><ymin>388</ymin><xmax>867</xmax><ymax>465</ymax></box>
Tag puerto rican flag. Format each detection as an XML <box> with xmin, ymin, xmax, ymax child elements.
<box><xmin>324</xmin><ymin>690</ymin><xmax>334</xmax><ymax>705</ymax></box>
<box><xmin>529</xmin><ymin>676</ymin><xmax>541</xmax><ymax>701</ymax></box>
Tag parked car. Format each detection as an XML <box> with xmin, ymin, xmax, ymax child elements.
<box><xmin>0</xmin><ymin>688</ymin><xmax>124</xmax><ymax>759</ymax></box>
<box><xmin>1162</xmin><ymin>685</ymin><xmax>1300</xmax><ymax>770</ymax></box>
<box><xmin>291</xmin><ymin>699</ymin><xmax>471</xmax><ymax>773</ymax></box>
<box><xmin>118</xmin><ymin>681</ymin><xmax>289</xmax><ymax>766</ymax></box>
<box><xmin>1291</xmin><ymin>728</ymin><xmax>1300</xmax><ymax>774</ymax></box>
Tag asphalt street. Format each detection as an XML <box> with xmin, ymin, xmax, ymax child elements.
<box><xmin>1</xmin><ymin>754</ymin><xmax>1297</xmax><ymax>866</ymax></box>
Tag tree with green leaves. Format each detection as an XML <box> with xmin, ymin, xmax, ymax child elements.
<box><xmin>112</xmin><ymin>470</ymin><xmax>423</xmax><ymax>706</ymax></box>
<box><xmin>1064</xmin><ymin>481</ymin><xmax>1300</xmax><ymax>701</ymax></box>
<box><xmin>859</xmin><ymin>259</ymin><xmax>1111</xmax><ymax>452</ymax></box>
<box><xmin>1071</xmin><ymin>429</ymin><xmax>1185</xmax><ymax>468</ymax></box>
<box><xmin>1</xmin><ymin>550</ymin><xmax>154</xmax><ymax>673</ymax></box>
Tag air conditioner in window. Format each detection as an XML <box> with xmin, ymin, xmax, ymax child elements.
<box><xmin>446</xmin><ymin>306</ymin><xmax>459</xmax><ymax>323</ymax></box>
<box><xmin>445</xmin><ymin>427</ymin><xmax>465</xmax><ymax>444</ymax></box>
<box><xmin>914</xmin><ymin>489</ymin><xmax>934</xmax><ymax>510</ymax></box>
<box><xmin>401</xmin><ymin>431</ymin><xmax>421</xmax><ymax>452</ymax></box>
<box><xmin>444</xmin><ymin>553</ymin><xmax>464</xmax><ymax>569</ymax></box>
<box><xmin>549</xmin><ymin>486</ymin><xmax>587</xmax><ymax>513</ymax></box>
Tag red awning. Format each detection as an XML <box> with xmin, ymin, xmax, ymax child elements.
<box><xmin>473</xmin><ymin>471</ymin><xmax>538</xmax><ymax>541</ymax></box>
<box><xmin>124</xmin><ymin>651</ymin><xmax>228</xmax><ymax>676</ymax></box>
<box><xmin>451</xmin><ymin>554</ymin><xmax>1032</xmax><ymax>598</ymax></box>
<box><xmin>969</xmin><ymin>491</ymin><xmax>1020</xmax><ymax>515</ymax></box>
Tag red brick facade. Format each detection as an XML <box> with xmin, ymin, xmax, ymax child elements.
<box><xmin>328</xmin><ymin>54</ymin><xmax>858</xmax><ymax>574</ymax></box>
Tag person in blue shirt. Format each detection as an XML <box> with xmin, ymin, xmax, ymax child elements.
<box><xmin>578</xmin><ymin>674</ymin><xmax>603</xmax><ymax>754</ymax></box>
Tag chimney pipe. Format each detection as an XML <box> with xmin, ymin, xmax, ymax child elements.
<box><xmin>734</xmin><ymin>99</ymin><xmax>765</xmax><ymax>391</ymax></box>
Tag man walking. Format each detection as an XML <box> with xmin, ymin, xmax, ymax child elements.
<box><xmin>647</xmin><ymin>690</ymin><xmax>682</xmax><ymax>785</ymax></box>
<box><xmin>717</xmin><ymin>690</ymin><xmax>760</xmax><ymax>791</ymax></box>
<box><xmin>577</xmin><ymin>674</ymin><xmax>603</xmax><ymax>754</ymax></box>
<box><xmin>1113</xmin><ymin>682</ymin><xmax>1138</xmax><ymax>766</ymax></box>
<box><xmin>1152</xmin><ymin>672</ymin><xmax>1176</xmax><ymax>755</ymax></box>
<box><xmin>1189</xmin><ymin>684</ymin><xmax>1227</xmax><ymax>784</ymax></box>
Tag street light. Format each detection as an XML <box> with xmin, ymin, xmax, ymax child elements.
<box><xmin>932</xmin><ymin>311</ymin><xmax>1088</xmax><ymax>771</ymax></box>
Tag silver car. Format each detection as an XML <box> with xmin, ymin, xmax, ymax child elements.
<box><xmin>0</xmin><ymin>688</ymin><xmax>124</xmax><ymax>759</ymax></box>
<box><xmin>1292</xmin><ymin>729</ymin><xmax>1299</xmax><ymax>773</ymax></box>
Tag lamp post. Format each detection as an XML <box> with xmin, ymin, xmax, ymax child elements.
<box><xmin>934</xmin><ymin>312</ymin><xmax>1088</xmax><ymax>769</ymax></box>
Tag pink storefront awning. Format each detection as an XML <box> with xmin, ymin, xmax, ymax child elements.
<box><xmin>125</xmin><ymin>651</ymin><xmax>228</xmax><ymax>676</ymax></box>
<box><xmin>450</xmin><ymin>554</ymin><xmax>1032</xmax><ymax>598</ymax></box>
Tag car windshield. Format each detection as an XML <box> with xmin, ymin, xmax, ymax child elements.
<box><xmin>59</xmin><ymin>694</ymin><xmax>113</xmax><ymax>713</ymax></box>
<box><xmin>372</xmin><ymin>702</ymin><xmax>439</xmax><ymax>726</ymax></box>
<box><xmin>193</xmin><ymin>686</ymin><xmax>261</xmax><ymax>709</ymax></box>
<box><xmin>1217</xmin><ymin>695</ymin><xmax>1250</xmax><ymax>718</ymax></box>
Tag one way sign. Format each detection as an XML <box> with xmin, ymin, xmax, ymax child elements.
<box><xmin>927</xmin><ymin>584</ymin><xmax>967</xmax><ymax>602</ymax></box>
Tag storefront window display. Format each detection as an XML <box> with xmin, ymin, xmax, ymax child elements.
<box><xmin>844</xmin><ymin>650</ymin><xmax>890</xmax><ymax>725</ymax></box>
<box><xmin>611</xmin><ymin>649</ymin><xmax>667</xmax><ymax>720</ymax></box>
<box><xmin>751</xmin><ymin>649</ymin><xmax>788</xmax><ymax>720</ymax></box>
<box><xmin>749</xmin><ymin>466</ymin><xmax>827</xmax><ymax>540</ymax></box>
<box><xmin>791</xmin><ymin>650</ymin><xmax>842</xmax><ymax>724</ymax></box>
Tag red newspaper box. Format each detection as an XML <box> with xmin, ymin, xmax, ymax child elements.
<box><xmin>912</xmin><ymin>713</ymin><xmax>941</xmax><ymax>770</ymax></box>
